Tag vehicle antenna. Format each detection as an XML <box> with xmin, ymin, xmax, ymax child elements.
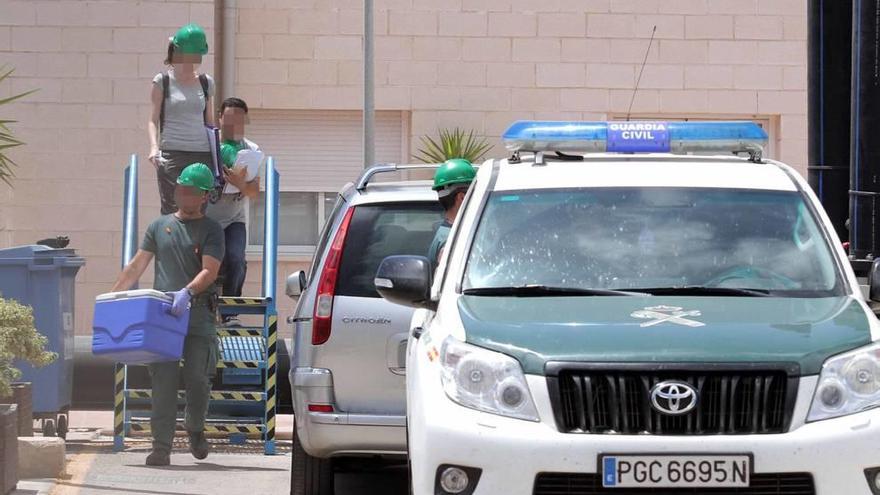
<box><xmin>626</xmin><ymin>25</ymin><xmax>657</xmax><ymax>122</ymax></box>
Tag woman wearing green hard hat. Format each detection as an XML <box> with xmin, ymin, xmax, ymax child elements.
<box><xmin>148</xmin><ymin>23</ymin><xmax>216</xmax><ymax>215</ymax></box>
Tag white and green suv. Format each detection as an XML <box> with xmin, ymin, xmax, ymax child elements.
<box><xmin>376</xmin><ymin>121</ymin><xmax>880</xmax><ymax>495</ymax></box>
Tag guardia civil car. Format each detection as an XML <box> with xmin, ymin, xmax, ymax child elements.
<box><xmin>375</xmin><ymin>121</ymin><xmax>880</xmax><ymax>495</ymax></box>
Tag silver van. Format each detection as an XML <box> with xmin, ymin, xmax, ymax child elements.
<box><xmin>286</xmin><ymin>165</ymin><xmax>442</xmax><ymax>495</ymax></box>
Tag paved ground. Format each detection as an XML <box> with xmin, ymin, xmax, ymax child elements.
<box><xmin>51</xmin><ymin>442</ymin><xmax>406</xmax><ymax>495</ymax></box>
<box><xmin>12</xmin><ymin>410</ymin><xmax>407</xmax><ymax>495</ymax></box>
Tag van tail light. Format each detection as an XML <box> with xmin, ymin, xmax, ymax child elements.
<box><xmin>312</xmin><ymin>207</ymin><xmax>355</xmax><ymax>345</ymax></box>
<box><xmin>308</xmin><ymin>404</ymin><xmax>335</xmax><ymax>413</ymax></box>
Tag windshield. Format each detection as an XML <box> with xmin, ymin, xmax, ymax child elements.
<box><xmin>463</xmin><ymin>188</ymin><xmax>843</xmax><ymax>297</ymax></box>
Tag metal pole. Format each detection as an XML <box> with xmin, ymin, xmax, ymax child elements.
<box><xmin>262</xmin><ymin>157</ymin><xmax>278</xmax><ymax>301</ymax></box>
<box><xmin>115</xmin><ymin>153</ymin><xmax>138</xmax><ymax>453</ymax></box>
<box><xmin>363</xmin><ymin>0</ymin><xmax>375</xmax><ymax>169</ymax></box>
<box><xmin>121</xmin><ymin>154</ymin><xmax>138</xmax><ymax>267</ymax></box>
<box><xmin>221</xmin><ymin>0</ymin><xmax>237</xmax><ymax>100</ymax></box>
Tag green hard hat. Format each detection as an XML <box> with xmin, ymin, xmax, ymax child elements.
<box><xmin>177</xmin><ymin>163</ymin><xmax>214</xmax><ymax>191</ymax></box>
<box><xmin>433</xmin><ymin>158</ymin><xmax>476</xmax><ymax>191</ymax></box>
<box><xmin>171</xmin><ymin>23</ymin><xmax>208</xmax><ymax>55</ymax></box>
<box><xmin>220</xmin><ymin>141</ymin><xmax>241</xmax><ymax>168</ymax></box>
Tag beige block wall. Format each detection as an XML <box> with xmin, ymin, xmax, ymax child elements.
<box><xmin>236</xmin><ymin>0</ymin><xmax>807</xmax><ymax>169</ymax></box>
<box><xmin>0</xmin><ymin>0</ymin><xmax>215</xmax><ymax>336</ymax></box>
<box><xmin>0</xmin><ymin>0</ymin><xmax>809</xmax><ymax>340</ymax></box>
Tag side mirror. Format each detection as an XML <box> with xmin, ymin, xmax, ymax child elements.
<box><xmin>286</xmin><ymin>270</ymin><xmax>307</xmax><ymax>299</ymax></box>
<box><xmin>870</xmin><ymin>260</ymin><xmax>880</xmax><ymax>303</ymax></box>
<box><xmin>374</xmin><ymin>255</ymin><xmax>435</xmax><ymax>310</ymax></box>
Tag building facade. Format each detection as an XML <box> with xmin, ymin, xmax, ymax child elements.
<box><xmin>0</xmin><ymin>0</ymin><xmax>808</xmax><ymax>336</ymax></box>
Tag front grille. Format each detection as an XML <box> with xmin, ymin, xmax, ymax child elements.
<box><xmin>533</xmin><ymin>473</ymin><xmax>815</xmax><ymax>495</ymax></box>
<box><xmin>550</xmin><ymin>368</ymin><xmax>797</xmax><ymax>435</ymax></box>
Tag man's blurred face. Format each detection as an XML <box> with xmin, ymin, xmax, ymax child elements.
<box><xmin>174</xmin><ymin>185</ymin><xmax>207</xmax><ymax>215</ymax></box>
<box><xmin>220</xmin><ymin>107</ymin><xmax>248</xmax><ymax>141</ymax></box>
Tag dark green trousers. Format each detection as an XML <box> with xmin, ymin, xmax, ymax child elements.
<box><xmin>148</xmin><ymin>335</ymin><xmax>219</xmax><ymax>452</ymax></box>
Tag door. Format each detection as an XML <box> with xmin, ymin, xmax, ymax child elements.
<box><xmin>316</xmin><ymin>201</ymin><xmax>443</xmax><ymax>415</ymax></box>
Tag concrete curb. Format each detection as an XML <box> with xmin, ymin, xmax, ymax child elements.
<box><xmin>12</xmin><ymin>479</ymin><xmax>55</xmax><ymax>495</ymax></box>
<box><xmin>18</xmin><ymin>437</ymin><xmax>65</xmax><ymax>479</ymax></box>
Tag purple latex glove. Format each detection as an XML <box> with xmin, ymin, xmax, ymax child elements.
<box><xmin>166</xmin><ymin>288</ymin><xmax>193</xmax><ymax>317</ymax></box>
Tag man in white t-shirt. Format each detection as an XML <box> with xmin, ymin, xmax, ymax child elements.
<box><xmin>206</xmin><ymin>98</ymin><xmax>261</xmax><ymax>323</ymax></box>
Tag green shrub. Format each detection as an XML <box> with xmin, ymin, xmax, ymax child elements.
<box><xmin>0</xmin><ymin>298</ymin><xmax>56</xmax><ymax>398</ymax></box>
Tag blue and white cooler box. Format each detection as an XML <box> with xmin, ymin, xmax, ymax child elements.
<box><xmin>91</xmin><ymin>289</ymin><xmax>190</xmax><ymax>365</ymax></box>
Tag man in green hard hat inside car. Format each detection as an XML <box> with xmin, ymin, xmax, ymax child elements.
<box><xmin>110</xmin><ymin>163</ymin><xmax>225</xmax><ymax>467</ymax></box>
<box><xmin>428</xmin><ymin>158</ymin><xmax>477</xmax><ymax>269</ymax></box>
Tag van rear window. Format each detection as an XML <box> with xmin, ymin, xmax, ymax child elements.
<box><xmin>336</xmin><ymin>202</ymin><xmax>444</xmax><ymax>298</ymax></box>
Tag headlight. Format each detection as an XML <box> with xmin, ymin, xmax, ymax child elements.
<box><xmin>439</xmin><ymin>337</ymin><xmax>540</xmax><ymax>422</ymax></box>
<box><xmin>808</xmin><ymin>341</ymin><xmax>880</xmax><ymax>422</ymax></box>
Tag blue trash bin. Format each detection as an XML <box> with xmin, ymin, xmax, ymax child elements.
<box><xmin>0</xmin><ymin>245</ymin><xmax>85</xmax><ymax>424</ymax></box>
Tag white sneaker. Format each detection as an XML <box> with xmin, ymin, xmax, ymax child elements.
<box><xmin>223</xmin><ymin>316</ymin><xmax>242</xmax><ymax>327</ymax></box>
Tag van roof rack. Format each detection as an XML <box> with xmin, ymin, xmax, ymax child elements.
<box><xmin>356</xmin><ymin>163</ymin><xmax>441</xmax><ymax>191</ymax></box>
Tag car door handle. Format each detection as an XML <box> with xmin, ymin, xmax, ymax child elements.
<box><xmin>386</xmin><ymin>333</ymin><xmax>408</xmax><ymax>375</ymax></box>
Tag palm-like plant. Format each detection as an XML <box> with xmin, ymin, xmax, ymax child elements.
<box><xmin>414</xmin><ymin>128</ymin><xmax>493</xmax><ymax>164</ymax></box>
<box><xmin>0</xmin><ymin>65</ymin><xmax>37</xmax><ymax>187</ymax></box>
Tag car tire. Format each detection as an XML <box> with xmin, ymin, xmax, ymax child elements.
<box><xmin>291</xmin><ymin>421</ymin><xmax>334</xmax><ymax>495</ymax></box>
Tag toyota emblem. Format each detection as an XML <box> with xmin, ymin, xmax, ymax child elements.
<box><xmin>650</xmin><ymin>381</ymin><xmax>698</xmax><ymax>415</ymax></box>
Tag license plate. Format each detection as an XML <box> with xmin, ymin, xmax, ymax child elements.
<box><xmin>601</xmin><ymin>454</ymin><xmax>750</xmax><ymax>488</ymax></box>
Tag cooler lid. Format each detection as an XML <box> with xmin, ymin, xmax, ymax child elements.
<box><xmin>95</xmin><ymin>289</ymin><xmax>172</xmax><ymax>302</ymax></box>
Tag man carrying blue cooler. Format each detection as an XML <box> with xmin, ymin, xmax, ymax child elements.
<box><xmin>110</xmin><ymin>163</ymin><xmax>225</xmax><ymax>466</ymax></box>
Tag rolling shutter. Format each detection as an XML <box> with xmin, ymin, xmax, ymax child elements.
<box><xmin>246</xmin><ymin>110</ymin><xmax>407</xmax><ymax>192</ymax></box>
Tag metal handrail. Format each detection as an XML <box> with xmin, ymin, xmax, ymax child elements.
<box><xmin>115</xmin><ymin>153</ymin><xmax>138</xmax><ymax>452</ymax></box>
<box><xmin>121</xmin><ymin>154</ymin><xmax>138</xmax><ymax>267</ymax></box>
<box><xmin>355</xmin><ymin>163</ymin><xmax>441</xmax><ymax>191</ymax></box>
<box><xmin>262</xmin><ymin>157</ymin><xmax>279</xmax><ymax>302</ymax></box>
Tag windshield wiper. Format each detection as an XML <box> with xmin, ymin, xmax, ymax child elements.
<box><xmin>462</xmin><ymin>285</ymin><xmax>644</xmax><ymax>297</ymax></box>
<box><xmin>626</xmin><ymin>286</ymin><xmax>771</xmax><ymax>297</ymax></box>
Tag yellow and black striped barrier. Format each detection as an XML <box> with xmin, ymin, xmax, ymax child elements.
<box><xmin>206</xmin><ymin>424</ymin><xmax>263</xmax><ymax>435</ymax></box>
<box><xmin>116</xmin><ymin>300</ymin><xmax>276</xmax><ymax>453</ymax></box>
<box><xmin>214</xmin><ymin>391</ymin><xmax>265</xmax><ymax>401</ymax></box>
<box><xmin>174</xmin><ymin>359</ymin><xmax>263</xmax><ymax>369</ymax></box>
<box><xmin>113</xmin><ymin>363</ymin><xmax>125</xmax><ymax>452</ymax></box>
<box><xmin>219</xmin><ymin>297</ymin><xmax>267</xmax><ymax>307</ymax></box>
<box><xmin>264</xmin><ymin>314</ymin><xmax>278</xmax><ymax>450</ymax></box>
<box><xmin>126</xmin><ymin>390</ymin><xmax>265</xmax><ymax>402</ymax></box>
<box><xmin>129</xmin><ymin>422</ymin><xmax>264</xmax><ymax>435</ymax></box>
<box><xmin>217</xmin><ymin>360</ymin><xmax>262</xmax><ymax>369</ymax></box>
<box><xmin>217</xmin><ymin>327</ymin><xmax>263</xmax><ymax>337</ymax></box>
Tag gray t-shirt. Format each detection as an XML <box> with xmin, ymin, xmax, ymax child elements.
<box><xmin>152</xmin><ymin>71</ymin><xmax>215</xmax><ymax>152</ymax></box>
<box><xmin>206</xmin><ymin>138</ymin><xmax>262</xmax><ymax>229</ymax></box>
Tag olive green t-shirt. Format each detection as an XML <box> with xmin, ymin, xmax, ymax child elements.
<box><xmin>141</xmin><ymin>214</ymin><xmax>225</xmax><ymax>336</ymax></box>
<box><xmin>428</xmin><ymin>220</ymin><xmax>452</xmax><ymax>270</ymax></box>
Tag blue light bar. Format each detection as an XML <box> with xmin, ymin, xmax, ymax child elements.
<box><xmin>502</xmin><ymin>121</ymin><xmax>768</xmax><ymax>158</ymax></box>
